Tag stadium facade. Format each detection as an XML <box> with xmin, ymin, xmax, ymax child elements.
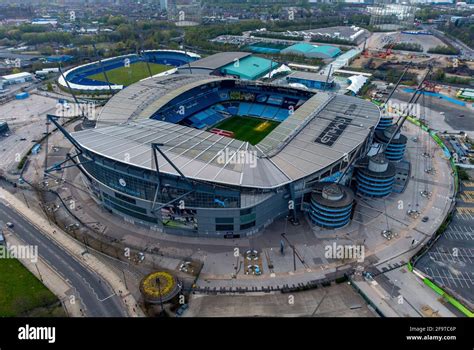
<box><xmin>57</xmin><ymin>74</ymin><xmax>381</xmax><ymax>237</ymax></box>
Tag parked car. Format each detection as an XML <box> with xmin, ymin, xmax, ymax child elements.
<box><xmin>381</xmin><ymin>230</ymin><xmax>392</xmax><ymax>240</ymax></box>
<box><xmin>6</xmin><ymin>222</ymin><xmax>14</xmax><ymax>228</ymax></box>
<box><xmin>176</xmin><ymin>304</ymin><xmax>189</xmax><ymax>317</ymax></box>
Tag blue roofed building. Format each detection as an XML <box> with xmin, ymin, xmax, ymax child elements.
<box><xmin>220</xmin><ymin>55</ymin><xmax>279</xmax><ymax>80</ymax></box>
<box><xmin>281</xmin><ymin>43</ymin><xmax>341</xmax><ymax>59</ymax></box>
<box><xmin>177</xmin><ymin>52</ymin><xmax>281</xmax><ymax>80</ymax></box>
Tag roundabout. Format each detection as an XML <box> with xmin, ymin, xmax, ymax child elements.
<box><xmin>139</xmin><ymin>271</ymin><xmax>181</xmax><ymax>304</ymax></box>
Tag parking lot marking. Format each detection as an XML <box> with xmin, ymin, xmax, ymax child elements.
<box><xmin>444</xmin><ymin>269</ymin><xmax>459</xmax><ymax>288</ymax></box>
<box><xmin>457</xmin><ymin>206</ymin><xmax>474</xmax><ymax>216</ymax></box>
<box><xmin>465</xmin><ymin>272</ymin><xmax>474</xmax><ymax>286</ymax></box>
<box><xmin>460</xmin><ymin>272</ymin><xmax>472</xmax><ymax>289</ymax></box>
<box><xmin>455</xmin><ymin>207</ymin><xmax>474</xmax><ymax>220</ymax></box>
<box><xmin>453</xmin><ymin>225</ymin><xmax>474</xmax><ymax>235</ymax></box>
<box><xmin>457</xmin><ymin>248</ymin><xmax>469</xmax><ymax>263</ymax></box>
<box><xmin>432</xmin><ymin>268</ymin><xmax>455</xmax><ymax>289</ymax></box>
<box><xmin>436</xmin><ymin>246</ymin><xmax>456</xmax><ymax>263</ymax></box>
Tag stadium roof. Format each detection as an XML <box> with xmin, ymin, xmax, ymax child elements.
<box><xmin>185</xmin><ymin>52</ymin><xmax>251</xmax><ymax>70</ymax></box>
<box><xmin>95</xmin><ymin>74</ymin><xmax>227</xmax><ymax>127</ymax></box>
<box><xmin>263</xmin><ymin>94</ymin><xmax>379</xmax><ymax>181</ymax></box>
<box><xmin>220</xmin><ymin>56</ymin><xmax>279</xmax><ymax>80</ymax></box>
<box><xmin>74</xmin><ymin>74</ymin><xmax>380</xmax><ymax>189</ymax></box>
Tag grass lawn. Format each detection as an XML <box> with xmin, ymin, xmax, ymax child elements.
<box><xmin>212</xmin><ymin>116</ymin><xmax>280</xmax><ymax>145</ymax></box>
<box><xmin>88</xmin><ymin>62</ymin><xmax>172</xmax><ymax>86</ymax></box>
<box><xmin>0</xmin><ymin>251</ymin><xmax>63</xmax><ymax>316</ymax></box>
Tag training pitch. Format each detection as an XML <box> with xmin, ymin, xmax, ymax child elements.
<box><xmin>88</xmin><ymin>62</ymin><xmax>173</xmax><ymax>86</ymax></box>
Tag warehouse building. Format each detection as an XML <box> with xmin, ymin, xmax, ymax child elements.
<box><xmin>286</xmin><ymin>71</ymin><xmax>335</xmax><ymax>90</ymax></box>
<box><xmin>281</xmin><ymin>43</ymin><xmax>341</xmax><ymax>59</ymax></box>
<box><xmin>220</xmin><ymin>56</ymin><xmax>279</xmax><ymax>80</ymax></box>
<box><xmin>178</xmin><ymin>52</ymin><xmax>279</xmax><ymax>80</ymax></box>
<box><xmin>1</xmin><ymin>72</ymin><xmax>33</xmax><ymax>85</ymax></box>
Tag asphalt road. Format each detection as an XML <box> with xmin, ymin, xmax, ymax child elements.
<box><xmin>391</xmin><ymin>90</ymin><xmax>474</xmax><ymax>132</ymax></box>
<box><xmin>0</xmin><ymin>201</ymin><xmax>126</xmax><ymax>317</ymax></box>
<box><xmin>427</xmin><ymin>27</ymin><xmax>474</xmax><ymax>61</ymax></box>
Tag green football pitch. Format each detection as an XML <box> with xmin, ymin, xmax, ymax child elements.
<box><xmin>88</xmin><ymin>62</ymin><xmax>173</xmax><ymax>86</ymax></box>
<box><xmin>212</xmin><ymin>116</ymin><xmax>280</xmax><ymax>145</ymax></box>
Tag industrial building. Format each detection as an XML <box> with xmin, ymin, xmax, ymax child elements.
<box><xmin>52</xmin><ymin>74</ymin><xmax>381</xmax><ymax>237</ymax></box>
<box><xmin>300</xmin><ymin>26</ymin><xmax>369</xmax><ymax>45</ymax></box>
<box><xmin>1</xmin><ymin>72</ymin><xmax>33</xmax><ymax>85</ymax></box>
<box><xmin>286</xmin><ymin>71</ymin><xmax>335</xmax><ymax>90</ymax></box>
<box><xmin>178</xmin><ymin>52</ymin><xmax>279</xmax><ymax>80</ymax></box>
<box><xmin>221</xmin><ymin>56</ymin><xmax>279</xmax><ymax>80</ymax></box>
<box><xmin>281</xmin><ymin>43</ymin><xmax>341</xmax><ymax>59</ymax></box>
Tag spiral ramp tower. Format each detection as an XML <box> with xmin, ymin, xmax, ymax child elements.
<box><xmin>355</xmin><ymin>153</ymin><xmax>396</xmax><ymax>198</ymax></box>
<box><xmin>310</xmin><ymin>183</ymin><xmax>355</xmax><ymax>229</ymax></box>
<box><xmin>376</xmin><ymin>114</ymin><xmax>394</xmax><ymax>131</ymax></box>
<box><xmin>374</xmin><ymin>125</ymin><xmax>407</xmax><ymax>162</ymax></box>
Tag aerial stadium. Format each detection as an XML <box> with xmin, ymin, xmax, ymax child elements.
<box><xmin>53</xmin><ymin>73</ymin><xmax>382</xmax><ymax>237</ymax></box>
<box><xmin>57</xmin><ymin>49</ymin><xmax>200</xmax><ymax>92</ymax></box>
